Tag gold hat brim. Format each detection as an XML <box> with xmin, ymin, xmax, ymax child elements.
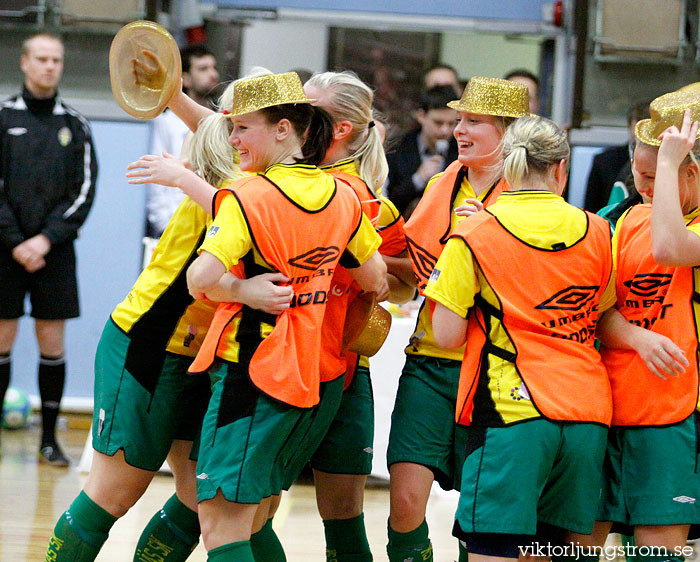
<box><xmin>227</xmin><ymin>98</ymin><xmax>317</xmax><ymax>118</ymax></box>
<box><xmin>635</xmin><ymin>88</ymin><xmax>700</xmax><ymax>146</ymax></box>
<box><xmin>342</xmin><ymin>293</ymin><xmax>392</xmax><ymax>357</ymax></box>
<box><xmin>635</xmin><ymin>118</ymin><xmax>663</xmax><ymax>146</ymax></box>
<box><xmin>109</xmin><ymin>21</ymin><xmax>181</xmax><ymax>120</ymax></box>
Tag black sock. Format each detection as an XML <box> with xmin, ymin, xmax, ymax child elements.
<box><xmin>0</xmin><ymin>353</ymin><xmax>10</xmax><ymax>415</ymax></box>
<box><xmin>38</xmin><ymin>354</ymin><xmax>66</xmax><ymax>445</ymax></box>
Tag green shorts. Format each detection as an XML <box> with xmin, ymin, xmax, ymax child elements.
<box><xmin>310</xmin><ymin>366</ymin><xmax>374</xmax><ymax>475</ymax></box>
<box><xmin>196</xmin><ymin>362</ymin><xmax>343</xmax><ymax>504</ymax></box>
<box><xmin>279</xmin><ymin>375</ymin><xmax>345</xmax><ymax>489</ymax></box>
<box><xmin>92</xmin><ymin>319</ymin><xmax>211</xmax><ymax>471</ymax></box>
<box><xmin>600</xmin><ymin>414</ymin><xmax>700</xmax><ymax>526</ymax></box>
<box><xmin>387</xmin><ymin>354</ymin><xmax>468</xmax><ymax>490</ymax></box>
<box><xmin>455</xmin><ymin>420</ymin><xmax>607</xmax><ymax>536</ymax></box>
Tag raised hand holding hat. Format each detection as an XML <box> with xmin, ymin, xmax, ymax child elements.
<box><xmin>635</xmin><ymin>89</ymin><xmax>700</xmax><ymax>146</ymax></box>
<box><xmin>657</xmin><ymin>108</ymin><xmax>700</xmax><ymax>170</ymax></box>
<box><xmin>109</xmin><ymin>20</ymin><xmax>182</xmax><ymax>119</ymax></box>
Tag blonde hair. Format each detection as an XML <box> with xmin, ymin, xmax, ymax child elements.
<box><xmin>187</xmin><ymin>112</ymin><xmax>242</xmax><ymax>188</ymax></box>
<box><xmin>305</xmin><ymin>71</ymin><xmax>388</xmax><ymax>193</ymax></box>
<box><xmin>477</xmin><ymin>115</ymin><xmax>517</xmax><ymax>183</ymax></box>
<box><xmin>502</xmin><ymin>115</ymin><xmax>569</xmax><ymax>190</ymax></box>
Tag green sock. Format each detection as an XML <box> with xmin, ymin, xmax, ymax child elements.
<box><xmin>386</xmin><ymin>519</ymin><xmax>432</xmax><ymax>562</ymax></box>
<box><xmin>133</xmin><ymin>494</ymin><xmax>201</xmax><ymax>561</ymax></box>
<box><xmin>324</xmin><ymin>513</ymin><xmax>372</xmax><ymax>562</ymax></box>
<box><xmin>46</xmin><ymin>491</ymin><xmax>118</xmax><ymax>561</ymax></box>
<box><xmin>458</xmin><ymin>539</ymin><xmax>468</xmax><ymax>562</ymax></box>
<box><xmin>250</xmin><ymin>519</ymin><xmax>286</xmax><ymax>562</ymax></box>
<box><xmin>208</xmin><ymin>541</ymin><xmax>255</xmax><ymax>562</ymax></box>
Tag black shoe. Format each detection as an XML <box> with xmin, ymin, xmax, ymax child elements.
<box><xmin>39</xmin><ymin>442</ymin><xmax>71</xmax><ymax>466</ymax></box>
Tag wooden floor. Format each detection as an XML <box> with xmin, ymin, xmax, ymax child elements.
<box><xmin>1</xmin><ymin>424</ymin><xmax>462</xmax><ymax>561</ymax></box>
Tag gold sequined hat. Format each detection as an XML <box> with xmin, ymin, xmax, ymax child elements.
<box><xmin>228</xmin><ymin>72</ymin><xmax>315</xmax><ymax>117</ymax></box>
<box><xmin>678</xmin><ymin>82</ymin><xmax>700</xmax><ymax>94</ymax></box>
<box><xmin>109</xmin><ymin>20</ymin><xmax>181</xmax><ymax>120</ymax></box>
<box><xmin>447</xmin><ymin>76</ymin><xmax>529</xmax><ymax>118</ymax></box>
<box><xmin>342</xmin><ymin>293</ymin><xmax>392</xmax><ymax>357</ymax></box>
<box><xmin>635</xmin><ymin>88</ymin><xmax>700</xmax><ymax>146</ymax></box>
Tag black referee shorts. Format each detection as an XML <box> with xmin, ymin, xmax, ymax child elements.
<box><xmin>0</xmin><ymin>241</ymin><xmax>80</xmax><ymax>320</ymax></box>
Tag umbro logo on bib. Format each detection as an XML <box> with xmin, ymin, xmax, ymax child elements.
<box><xmin>673</xmin><ymin>495</ymin><xmax>696</xmax><ymax>503</ymax></box>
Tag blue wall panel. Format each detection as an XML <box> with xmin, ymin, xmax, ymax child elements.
<box><xmin>216</xmin><ymin>0</ymin><xmax>547</xmax><ymax>21</ymax></box>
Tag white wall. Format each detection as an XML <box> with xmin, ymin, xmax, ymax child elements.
<box><xmin>441</xmin><ymin>31</ymin><xmax>541</xmax><ymax>80</ymax></box>
<box><xmin>240</xmin><ymin>19</ymin><xmax>329</xmax><ymax>75</ymax></box>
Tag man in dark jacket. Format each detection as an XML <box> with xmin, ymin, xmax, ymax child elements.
<box><xmin>0</xmin><ymin>33</ymin><xmax>98</xmax><ymax>465</ymax></box>
<box><xmin>386</xmin><ymin>85</ymin><xmax>458</xmax><ymax>219</ymax></box>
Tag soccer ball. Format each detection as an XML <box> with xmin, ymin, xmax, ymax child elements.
<box><xmin>2</xmin><ymin>387</ymin><xmax>31</xmax><ymax>429</ymax></box>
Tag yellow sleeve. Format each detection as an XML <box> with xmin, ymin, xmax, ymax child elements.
<box><xmin>423</xmin><ymin>171</ymin><xmax>443</xmax><ymax>195</ymax></box>
<box><xmin>376</xmin><ymin>196</ymin><xmax>401</xmax><ymax>229</ymax></box>
<box><xmin>198</xmin><ymin>194</ymin><xmax>253</xmax><ymax>270</ymax></box>
<box><xmin>687</xmin><ymin>222</ymin><xmax>700</xmax><ymax>240</ymax></box>
<box><xmin>595</xmin><ymin>227</ymin><xmax>618</xmax><ymax>313</ymax></box>
<box><xmin>611</xmin><ymin>218</ymin><xmax>622</xmax><ymax>273</ymax></box>
<box><xmin>598</xmin><ymin>268</ymin><xmax>617</xmax><ymax>312</ymax></box>
<box><xmin>345</xmin><ymin>213</ymin><xmax>382</xmax><ymax>266</ymax></box>
<box><xmin>423</xmin><ymin>237</ymin><xmax>479</xmax><ymax>318</ymax></box>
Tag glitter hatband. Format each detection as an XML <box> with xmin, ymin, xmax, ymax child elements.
<box><xmin>636</xmin><ymin>88</ymin><xmax>700</xmax><ymax>146</ymax></box>
<box><xmin>447</xmin><ymin>76</ymin><xmax>529</xmax><ymax>118</ymax></box>
<box><xmin>229</xmin><ymin>72</ymin><xmax>315</xmax><ymax>117</ymax></box>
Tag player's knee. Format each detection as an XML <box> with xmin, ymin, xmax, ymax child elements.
<box><xmin>390</xmin><ymin>486</ymin><xmax>425</xmax><ymax>524</ymax></box>
<box><xmin>319</xmin><ymin>490</ymin><xmax>363</xmax><ymax>520</ymax></box>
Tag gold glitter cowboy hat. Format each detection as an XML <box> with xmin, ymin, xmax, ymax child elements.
<box><xmin>343</xmin><ymin>293</ymin><xmax>392</xmax><ymax>357</ymax></box>
<box><xmin>109</xmin><ymin>21</ymin><xmax>181</xmax><ymax>120</ymax></box>
<box><xmin>447</xmin><ymin>76</ymin><xmax>529</xmax><ymax>118</ymax></box>
<box><xmin>635</xmin><ymin>88</ymin><xmax>700</xmax><ymax>146</ymax></box>
<box><xmin>678</xmin><ymin>82</ymin><xmax>700</xmax><ymax>94</ymax></box>
<box><xmin>228</xmin><ymin>72</ymin><xmax>315</xmax><ymax>118</ymax></box>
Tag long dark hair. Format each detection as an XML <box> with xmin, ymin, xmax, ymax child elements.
<box><xmin>259</xmin><ymin>103</ymin><xmax>334</xmax><ymax>166</ymax></box>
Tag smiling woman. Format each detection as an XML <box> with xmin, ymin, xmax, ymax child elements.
<box><xmin>385</xmin><ymin>77</ymin><xmax>529</xmax><ymax>562</ymax></box>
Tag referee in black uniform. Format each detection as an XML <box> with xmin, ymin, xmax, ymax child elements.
<box><xmin>0</xmin><ymin>32</ymin><xmax>97</xmax><ymax>465</ymax></box>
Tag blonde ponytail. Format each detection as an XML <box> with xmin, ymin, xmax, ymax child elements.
<box><xmin>502</xmin><ymin>115</ymin><xmax>569</xmax><ymax>191</ymax></box>
<box><xmin>306</xmin><ymin>71</ymin><xmax>388</xmax><ymax>193</ymax></box>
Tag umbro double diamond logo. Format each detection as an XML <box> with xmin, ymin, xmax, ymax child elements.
<box><xmin>673</xmin><ymin>495</ymin><xmax>696</xmax><ymax>503</ymax></box>
<box><xmin>624</xmin><ymin>273</ymin><xmax>672</xmax><ymax>297</ymax></box>
<box><xmin>535</xmin><ymin>286</ymin><xmax>598</xmax><ymax>311</ymax></box>
<box><xmin>288</xmin><ymin>246</ymin><xmax>340</xmax><ymax>271</ymax></box>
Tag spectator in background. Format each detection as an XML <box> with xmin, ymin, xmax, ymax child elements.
<box><xmin>504</xmin><ymin>68</ymin><xmax>540</xmax><ymax>114</ymax></box>
<box><xmin>145</xmin><ymin>44</ymin><xmax>220</xmax><ymax>237</ymax></box>
<box><xmin>584</xmin><ymin>99</ymin><xmax>651</xmax><ymax>212</ymax></box>
<box><xmin>0</xmin><ymin>33</ymin><xmax>98</xmax><ymax>465</ymax></box>
<box><xmin>424</xmin><ymin>63</ymin><xmax>462</xmax><ymax>97</ymax></box>
<box><xmin>180</xmin><ymin>44</ymin><xmax>220</xmax><ymax>109</ymax></box>
<box><xmin>386</xmin><ymin>85</ymin><xmax>459</xmax><ymax>219</ymax></box>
